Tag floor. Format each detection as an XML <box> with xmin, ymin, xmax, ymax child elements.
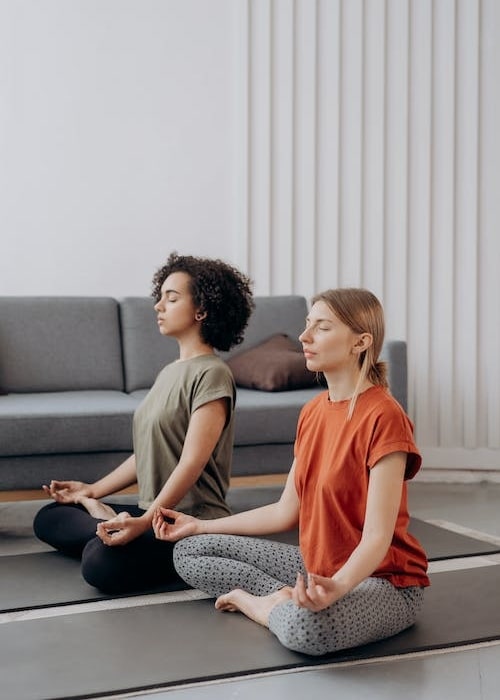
<box><xmin>1</xmin><ymin>479</ymin><xmax>500</xmax><ymax>699</ymax></box>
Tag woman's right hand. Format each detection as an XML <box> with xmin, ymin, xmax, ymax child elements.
<box><xmin>42</xmin><ymin>480</ymin><xmax>94</xmax><ymax>504</ymax></box>
<box><xmin>152</xmin><ymin>507</ymin><xmax>202</xmax><ymax>542</ymax></box>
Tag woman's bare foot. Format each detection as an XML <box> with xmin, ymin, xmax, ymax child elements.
<box><xmin>77</xmin><ymin>497</ymin><xmax>117</xmax><ymax>520</ymax></box>
<box><xmin>215</xmin><ymin>587</ymin><xmax>293</xmax><ymax>627</ymax></box>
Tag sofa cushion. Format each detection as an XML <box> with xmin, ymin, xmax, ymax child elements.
<box><xmin>132</xmin><ymin>385</ymin><xmax>322</xmax><ymax>446</ymax></box>
<box><xmin>120</xmin><ymin>298</ymin><xmax>179</xmax><ymax>392</ymax></box>
<box><xmin>0</xmin><ymin>297</ymin><xmax>124</xmax><ymax>393</ymax></box>
<box><xmin>131</xmin><ymin>340</ymin><xmax>407</xmax><ymax>441</ymax></box>
<box><xmin>0</xmin><ymin>391</ymin><xmax>140</xmax><ymax>456</ymax></box>
<box><xmin>226</xmin><ymin>334</ymin><xmax>317</xmax><ymax>391</ymax></box>
<box><xmin>233</xmin><ymin>386</ymin><xmax>324</xmax><ymax>445</ymax></box>
<box><xmin>223</xmin><ymin>295</ymin><xmax>309</xmax><ymax>360</ymax></box>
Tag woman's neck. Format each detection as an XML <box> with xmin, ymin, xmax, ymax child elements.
<box><xmin>324</xmin><ymin>373</ymin><xmax>373</xmax><ymax>403</ymax></box>
<box><xmin>177</xmin><ymin>340</ymin><xmax>215</xmax><ymax>362</ymax></box>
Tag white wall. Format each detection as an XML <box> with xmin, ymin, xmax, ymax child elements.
<box><xmin>1</xmin><ymin>0</ymin><xmax>499</xmax><ymax>473</ymax></box>
<box><xmin>0</xmin><ymin>0</ymin><xmax>241</xmax><ymax>296</ymax></box>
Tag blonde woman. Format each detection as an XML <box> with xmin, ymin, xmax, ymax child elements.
<box><xmin>153</xmin><ymin>288</ymin><xmax>429</xmax><ymax>656</ymax></box>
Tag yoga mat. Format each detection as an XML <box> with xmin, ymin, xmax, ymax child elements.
<box><xmin>0</xmin><ymin>551</ymin><xmax>188</xmax><ymax>613</ymax></box>
<box><xmin>1</xmin><ymin>566</ymin><xmax>499</xmax><ymax>700</ymax></box>
<box><xmin>408</xmin><ymin>518</ymin><xmax>500</xmax><ymax>560</ymax></box>
<box><xmin>1</xmin><ymin>518</ymin><xmax>499</xmax><ymax>614</ymax></box>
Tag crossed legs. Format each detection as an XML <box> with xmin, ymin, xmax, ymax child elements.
<box><xmin>173</xmin><ymin>534</ymin><xmax>424</xmax><ymax>656</ymax></box>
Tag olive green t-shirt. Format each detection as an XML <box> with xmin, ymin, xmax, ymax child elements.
<box><xmin>133</xmin><ymin>354</ymin><xmax>236</xmax><ymax>518</ymax></box>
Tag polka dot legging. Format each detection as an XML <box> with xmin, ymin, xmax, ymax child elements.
<box><xmin>173</xmin><ymin>534</ymin><xmax>424</xmax><ymax>656</ymax></box>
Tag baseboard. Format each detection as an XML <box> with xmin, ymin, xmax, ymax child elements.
<box><xmin>2</xmin><ymin>469</ymin><xmax>497</xmax><ymax>504</ymax></box>
<box><xmin>416</xmin><ymin>468</ymin><xmax>500</xmax><ymax>484</ymax></box>
<box><xmin>0</xmin><ymin>476</ymin><xmax>289</xmax><ymax>503</ymax></box>
<box><xmin>420</xmin><ymin>447</ymin><xmax>500</xmax><ymax>471</ymax></box>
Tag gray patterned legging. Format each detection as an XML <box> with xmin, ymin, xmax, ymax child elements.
<box><xmin>173</xmin><ymin>534</ymin><xmax>424</xmax><ymax>656</ymax></box>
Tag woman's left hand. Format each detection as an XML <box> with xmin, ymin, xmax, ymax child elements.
<box><xmin>96</xmin><ymin>512</ymin><xmax>150</xmax><ymax>546</ymax></box>
<box><xmin>291</xmin><ymin>572</ymin><xmax>344</xmax><ymax>611</ymax></box>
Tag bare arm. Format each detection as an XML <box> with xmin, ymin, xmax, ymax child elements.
<box><xmin>292</xmin><ymin>451</ymin><xmax>406</xmax><ymax>611</ymax></box>
<box><xmin>332</xmin><ymin>451</ymin><xmax>406</xmax><ymax>591</ymax></box>
<box><xmin>90</xmin><ymin>454</ymin><xmax>138</xmax><ymax>498</ymax></box>
<box><xmin>144</xmin><ymin>397</ymin><xmax>229</xmax><ymax>519</ymax></box>
<box><xmin>42</xmin><ymin>454</ymin><xmax>137</xmax><ymax>503</ymax></box>
<box><xmin>153</xmin><ymin>461</ymin><xmax>300</xmax><ymax>541</ymax></box>
<box><xmin>98</xmin><ymin>397</ymin><xmax>232</xmax><ymax>544</ymax></box>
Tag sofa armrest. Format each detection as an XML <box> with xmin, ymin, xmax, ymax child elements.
<box><xmin>380</xmin><ymin>340</ymin><xmax>407</xmax><ymax>412</ymax></box>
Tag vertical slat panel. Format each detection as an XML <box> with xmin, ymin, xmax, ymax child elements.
<box><xmin>249</xmin><ymin>0</ymin><xmax>272</xmax><ymax>292</ymax></box>
<box><xmin>338</xmin><ymin>0</ymin><xmax>363</xmax><ymax>286</ymax></box>
<box><xmin>270</xmin><ymin>0</ymin><xmax>295</xmax><ymax>294</ymax></box>
<box><xmin>407</xmin><ymin>0</ymin><xmax>433</xmax><ymax>435</ymax></box>
<box><xmin>454</xmin><ymin>0</ymin><xmax>479</xmax><ymax>447</ymax></box>
<box><xmin>430</xmin><ymin>0</ymin><xmax>456</xmax><ymax>447</ymax></box>
<box><xmin>238</xmin><ymin>0</ymin><xmax>499</xmax><ymax>468</ymax></box>
<box><xmin>384</xmin><ymin>0</ymin><xmax>409</xmax><ymax>339</ymax></box>
<box><xmin>316</xmin><ymin>0</ymin><xmax>341</xmax><ymax>294</ymax></box>
<box><xmin>362</xmin><ymin>0</ymin><xmax>385</xmax><ymax>300</ymax></box>
<box><xmin>292</xmin><ymin>0</ymin><xmax>318</xmax><ymax>298</ymax></box>
<box><xmin>234</xmin><ymin>0</ymin><xmax>250</xmax><ymax>273</ymax></box>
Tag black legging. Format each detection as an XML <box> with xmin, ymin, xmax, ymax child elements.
<box><xmin>33</xmin><ymin>501</ymin><xmax>180</xmax><ymax>594</ymax></box>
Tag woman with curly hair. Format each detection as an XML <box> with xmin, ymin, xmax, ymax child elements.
<box><xmin>153</xmin><ymin>288</ymin><xmax>429</xmax><ymax>656</ymax></box>
<box><xmin>33</xmin><ymin>252</ymin><xmax>254</xmax><ymax>594</ymax></box>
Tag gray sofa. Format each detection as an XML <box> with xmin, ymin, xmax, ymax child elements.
<box><xmin>0</xmin><ymin>295</ymin><xmax>407</xmax><ymax>491</ymax></box>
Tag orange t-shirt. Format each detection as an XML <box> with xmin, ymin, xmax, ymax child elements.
<box><xmin>294</xmin><ymin>386</ymin><xmax>430</xmax><ymax>588</ymax></box>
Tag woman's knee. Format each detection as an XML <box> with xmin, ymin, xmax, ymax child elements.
<box><xmin>81</xmin><ymin>538</ymin><xmax>130</xmax><ymax>593</ymax></box>
<box><xmin>269</xmin><ymin>583</ymin><xmax>425</xmax><ymax>656</ymax></box>
<box><xmin>173</xmin><ymin>536</ymin><xmax>204</xmax><ymax>577</ymax></box>
<box><xmin>172</xmin><ymin>534</ymin><xmax>239</xmax><ymax>575</ymax></box>
<box><xmin>268</xmin><ymin>603</ymin><xmax>332</xmax><ymax>656</ymax></box>
<box><xmin>33</xmin><ymin>502</ymin><xmax>91</xmax><ymax>556</ymax></box>
<box><xmin>33</xmin><ymin>502</ymin><xmax>56</xmax><ymax>541</ymax></box>
<box><xmin>82</xmin><ymin>535</ymin><xmax>177</xmax><ymax>594</ymax></box>
<box><xmin>80</xmin><ymin>537</ymin><xmax>120</xmax><ymax>592</ymax></box>
<box><xmin>173</xmin><ymin>534</ymin><xmax>223</xmax><ymax>565</ymax></box>
<box><xmin>81</xmin><ymin>535</ymin><xmax>132</xmax><ymax>585</ymax></box>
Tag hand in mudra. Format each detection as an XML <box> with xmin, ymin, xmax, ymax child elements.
<box><xmin>291</xmin><ymin>572</ymin><xmax>344</xmax><ymax>611</ymax></box>
<box><xmin>96</xmin><ymin>511</ymin><xmax>150</xmax><ymax>546</ymax></box>
<box><xmin>152</xmin><ymin>507</ymin><xmax>202</xmax><ymax>542</ymax></box>
<box><xmin>42</xmin><ymin>480</ymin><xmax>93</xmax><ymax>504</ymax></box>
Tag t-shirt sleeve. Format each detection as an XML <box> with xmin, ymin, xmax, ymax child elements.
<box><xmin>191</xmin><ymin>363</ymin><xmax>236</xmax><ymax>415</ymax></box>
<box><xmin>367</xmin><ymin>403</ymin><xmax>422</xmax><ymax>480</ymax></box>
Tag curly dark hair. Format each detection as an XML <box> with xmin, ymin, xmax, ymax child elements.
<box><xmin>151</xmin><ymin>252</ymin><xmax>254</xmax><ymax>352</ymax></box>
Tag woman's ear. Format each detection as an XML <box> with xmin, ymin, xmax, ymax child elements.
<box><xmin>352</xmin><ymin>333</ymin><xmax>373</xmax><ymax>354</ymax></box>
<box><xmin>195</xmin><ymin>310</ymin><xmax>207</xmax><ymax>322</ymax></box>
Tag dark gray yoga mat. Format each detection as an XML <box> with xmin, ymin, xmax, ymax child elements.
<box><xmin>408</xmin><ymin>517</ymin><xmax>500</xmax><ymax>560</ymax></box>
<box><xmin>0</xmin><ymin>551</ymin><xmax>188</xmax><ymax>613</ymax></box>
<box><xmin>1</xmin><ymin>517</ymin><xmax>499</xmax><ymax>613</ymax></box>
<box><xmin>1</xmin><ymin>566</ymin><xmax>500</xmax><ymax>700</ymax></box>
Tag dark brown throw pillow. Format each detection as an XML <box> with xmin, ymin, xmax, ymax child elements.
<box><xmin>226</xmin><ymin>334</ymin><xmax>318</xmax><ymax>391</ymax></box>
